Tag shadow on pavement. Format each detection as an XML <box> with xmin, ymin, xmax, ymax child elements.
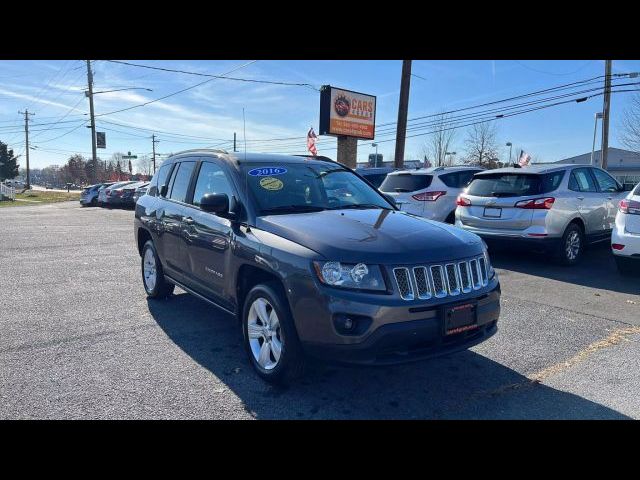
<box><xmin>147</xmin><ymin>293</ymin><xmax>630</xmax><ymax>420</ymax></box>
<box><xmin>489</xmin><ymin>241</ymin><xmax>639</xmax><ymax>295</ymax></box>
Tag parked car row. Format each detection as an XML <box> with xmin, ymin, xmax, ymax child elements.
<box><xmin>358</xmin><ymin>163</ymin><xmax>638</xmax><ymax>274</ymax></box>
<box><xmin>81</xmin><ymin>181</ymin><xmax>149</xmax><ymax>209</ymax></box>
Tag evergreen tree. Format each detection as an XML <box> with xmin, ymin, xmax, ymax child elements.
<box><xmin>0</xmin><ymin>141</ymin><xmax>20</xmax><ymax>181</ymax></box>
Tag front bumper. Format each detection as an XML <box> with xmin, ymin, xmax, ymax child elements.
<box><xmin>296</xmin><ymin>281</ymin><xmax>501</xmax><ymax>366</ymax></box>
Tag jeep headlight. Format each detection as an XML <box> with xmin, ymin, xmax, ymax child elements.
<box><xmin>313</xmin><ymin>261</ymin><xmax>386</xmax><ymax>291</ymax></box>
<box><xmin>482</xmin><ymin>244</ymin><xmax>496</xmax><ymax>280</ymax></box>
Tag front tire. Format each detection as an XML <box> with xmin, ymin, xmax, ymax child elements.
<box><xmin>556</xmin><ymin>223</ymin><xmax>584</xmax><ymax>266</ymax></box>
<box><xmin>242</xmin><ymin>283</ymin><xmax>305</xmax><ymax>384</ymax></box>
<box><xmin>141</xmin><ymin>240</ymin><xmax>174</xmax><ymax>298</ymax></box>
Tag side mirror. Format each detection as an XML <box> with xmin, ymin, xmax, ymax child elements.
<box><xmin>200</xmin><ymin>193</ymin><xmax>230</xmax><ymax>217</ymax></box>
<box><xmin>159</xmin><ymin>184</ymin><xmax>168</xmax><ymax>197</ymax></box>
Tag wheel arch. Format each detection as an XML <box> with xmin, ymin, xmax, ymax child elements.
<box><xmin>236</xmin><ymin>264</ymin><xmax>288</xmax><ymax>320</ymax></box>
<box><xmin>137</xmin><ymin>227</ymin><xmax>152</xmax><ymax>256</ymax></box>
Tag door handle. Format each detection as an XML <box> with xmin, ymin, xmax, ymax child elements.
<box><xmin>607</xmin><ymin>196</ymin><xmax>613</xmax><ymax>200</ymax></box>
<box><xmin>577</xmin><ymin>196</ymin><xmax>584</xmax><ymax>201</ymax></box>
<box><xmin>183</xmin><ymin>216</ymin><xmax>195</xmax><ymax>225</ymax></box>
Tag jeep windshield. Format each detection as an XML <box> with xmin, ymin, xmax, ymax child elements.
<box><xmin>242</xmin><ymin>163</ymin><xmax>393</xmax><ymax>215</ymax></box>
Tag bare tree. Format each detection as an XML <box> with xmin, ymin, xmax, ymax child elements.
<box><xmin>421</xmin><ymin>113</ymin><xmax>457</xmax><ymax>167</ymax></box>
<box><xmin>136</xmin><ymin>155</ymin><xmax>153</xmax><ymax>176</ymax></box>
<box><xmin>464</xmin><ymin>121</ymin><xmax>500</xmax><ymax>167</ymax></box>
<box><xmin>620</xmin><ymin>93</ymin><xmax>640</xmax><ymax>152</ymax></box>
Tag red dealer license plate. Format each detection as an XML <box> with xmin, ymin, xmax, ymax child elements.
<box><xmin>443</xmin><ymin>302</ymin><xmax>478</xmax><ymax>335</ymax></box>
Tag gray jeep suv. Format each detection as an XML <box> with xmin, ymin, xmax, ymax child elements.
<box><xmin>135</xmin><ymin>150</ymin><xmax>501</xmax><ymax>383</ymax></box>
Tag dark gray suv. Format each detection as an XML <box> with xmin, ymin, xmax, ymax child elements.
<box><xmin>134</xmin><ymin>150</ymin><xmax>501</xmax><ymax>383</ymax></box>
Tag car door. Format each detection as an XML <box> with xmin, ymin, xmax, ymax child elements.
<box><xmin>568</xmin><ymin>167</ymin><xmax>601</xmax><ymax>237</ymax></box>
<box><xmin>181</xmin><ymin>160</ymin><xmax>237</xmax><ymax>310</ymax></box>
<box><xmin>591</xmin><ymin>167</ymin><xmax>625</xmax><ymax>234</ymax></box>
<box><xmin>159</xmin><ymin>160</ymin><xmax>197</xmax><ymax>280</ymax></box>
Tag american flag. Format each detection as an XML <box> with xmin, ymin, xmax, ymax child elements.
<box><xmin>307</xmin><ymin>127</ymin><xmax>318</xmax><ymax>156</ymax></box>
<box><xmin>518</xmin><ymin>150</ymin><xmax>531</xmax><ymax>167</ymax></box>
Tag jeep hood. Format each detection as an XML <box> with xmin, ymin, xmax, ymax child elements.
<box><xmin>256</xmin><ymin>209</ymin><xmax>484</xmax><ymax>264</ymax></box>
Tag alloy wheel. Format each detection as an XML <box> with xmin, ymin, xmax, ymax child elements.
<box><xmin>565</xmin><ymin>231</ymin><xmax>581</xmax><ymax>261</ymax></box>
<box><xmin>143</xmin><ymin>248</ymin><xmax>157</xmax><ymax>292</ymax></box>
<box><xmin>247</xmin><ymin>298</ymin><xmax>283</xmax><ymax>370</ymax></box>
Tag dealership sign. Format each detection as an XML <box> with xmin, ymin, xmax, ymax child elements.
<box><xmin>319</xmin><ymin>85</ymin><xmax>376</xmax><ymax>140</ymax></box>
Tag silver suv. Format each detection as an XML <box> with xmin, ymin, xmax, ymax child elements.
<box><xmin>380</xmin><ymin>166</ymin><xmax>483</xmax><ymax>223</ymax></box>
<box><xmin>455</xmin><ymin>165</ymin><xmax>628</xmax><ymax>265</ymax></box>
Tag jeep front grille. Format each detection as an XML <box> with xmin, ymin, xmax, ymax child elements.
<box><xmin>392</xmin><ymin>255</ymin><xmax>489</xmax><ymax>301</ymax></box>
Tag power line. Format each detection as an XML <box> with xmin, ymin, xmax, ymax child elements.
<box><xmin>34</xmin><ymin>122</ymin><xmax>88</xmax><ymax>144</ymax></box>
<box><xmin>106</xmin><ymin>60</ymin><xmax>320</xmax><ymax>91</ymax></box>
<box><xmin>94</xmin><ymin>60</ymin><xmax>258</xmax><ymax>118</ymax></box>
<box><xmin>512</xmin><ymin>60</ymin><xmax>596</xmax><ymax>76</ymax></box>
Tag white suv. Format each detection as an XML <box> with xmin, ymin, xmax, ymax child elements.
<box><xmin>612</xmin><ymin>182</ymin><xmax>640</xmax><ymax>275</ymax></box>
<box><xmin>380</xmin><ymin>166</ymin><xmax>483</xmax><ymax>223</ymax></box>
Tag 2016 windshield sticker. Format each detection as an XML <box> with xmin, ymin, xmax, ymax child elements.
<box><xmin>260</xmin><ymin>177</ymin><xmax>284</xmax><ymax>191</ymax></box>
<box><xmin>248</xmin><ymin>167</ymin><xmax>287</xmax><ymax>177</ymax></box>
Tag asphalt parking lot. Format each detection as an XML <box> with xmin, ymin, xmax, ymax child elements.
<box><xmin>1</xmin><ymin>201</ymin><xmax>639</xmax><ymax>419</ymax></box>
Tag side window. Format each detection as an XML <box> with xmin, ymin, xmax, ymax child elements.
<box><xmin>192</xmin><ymin>162</ymin><xmax>235</xmax><ymax>207</ymax></box>
<box><xmin>540</xmin><ymin>170</ymin><xmax>565</xmax><ymax>193</ymax></box>
<box><xmin>439</xmin><ymin>172</ymin><xmax>458</xmax><ymax>188</ymax></box>
<box><xmin>149</xmin><ymin>163</ymin><xmax>172</xmax><ymax>197</ymax></box>
<box><xmin>168</xmin><ymin>161</ymin><xmax>196</xmax><ymax>203</ymax></box>
<box><xmin>457</xmin><ymin>171</ymin><xmax>478</xmax><ymax>188</ymax></box>
<box><xmin>591</xmin><ymin>168</ymin><xmax>620</xmax><ymax>193</ymax></box>
<box><xmin>570</xmin><ymin>168</ymin><xmax>597</xmax><ymax>193</ymax></box>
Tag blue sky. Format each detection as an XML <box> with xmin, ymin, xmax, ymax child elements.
<box><xmin>1</xmin><ymin>59</ymin><xmax>639</xmax><ymax>170</ymax></box>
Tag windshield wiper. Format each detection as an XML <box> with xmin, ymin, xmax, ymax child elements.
<box><xmin>329</xmin><ymin>204</ymin><xmax>391</xmax><ymax>210</ymax></box>
<box><xmin>260</xmin><ymin>205</ymin><xmax>326</xmax><ymax>215</ymax></box>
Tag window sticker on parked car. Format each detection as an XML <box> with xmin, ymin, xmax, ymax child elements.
<box><xmin>248</xmin><ymin>167</ymin><xmax>287</xmax><ymax>177</ymax></box>
<box><xmin>259</xmin><ymin>177</ymin><xmax>284</xmax><ymax>191</ymax></box>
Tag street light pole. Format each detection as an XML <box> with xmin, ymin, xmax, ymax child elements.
<box><xmin>591</xmin><ymin>112</ymin><xmax>604</xmax><ymax>166</ymax></box>
<box><xmin>506</xmin><ymin>142</ymin><xmax>512</xmax><ymax>165</ymax></box>
<box><xmin>371</xmin><ymin>142</ymin><xmax>378</xmax><ymax>167</ymax></box>
<box><xmin>445</xmin><ymin>151</ymin><xmax>456</xmax><ymax>166</ymax></box>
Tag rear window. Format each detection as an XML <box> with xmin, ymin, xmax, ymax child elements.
<box><xmin>380</xmin><ymin>174</ymin><xmax>433</xmax><ymax>193</ymax></box>
<box><xmin>634</xmin><ymin>183</ymin><xmax>640</xmax><ymax>195</ymax></box>
<box><xmin>361</xmin><ymin>173</ymin><xmax>388</xmax><ymax>188</ymax></box>
<box><xmin>467</xmin><ymin>171</ymin><xmax>564</xmax><ymax>197</ymax></box>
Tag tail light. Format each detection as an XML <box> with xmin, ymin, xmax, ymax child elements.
<box><xmin>412</xmin><ymin>191</ymin><xmax>446</xmax><ymax>201</ymax></box>
<box><xmin>515</xmin><ymin>197</ymin><xmax>555</xmax><ymax>209</ymax></box>
<box><xmin>612</xmin><ymin>243</ymin><xmax>625</xmax><ymax>250</ymax></box>
<box><xmin>456</xmin><ymin>195</ymin><xmax>471</xmax><ymax>207</ymax></box>
<box><xmin>619</xmin><ymin>199</ymin><xmax>640</xmax><ymax>215</ymax></box>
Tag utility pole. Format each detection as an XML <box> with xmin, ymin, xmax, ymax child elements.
<box><xmin>601</xmin><ymin>60</ymin><xmax>612</xmax><ymax>170</ymax></box>
<box><xmin>18</xmin><ymin>109</ymin><xmax>35</xmax><ymax>188</ymax></box>
<box><xmin>152</xmin><ymin>134</ymin><xmax>159</xmax><ymax>174</ymax></box>
<box><xmin>86</xmin><ymin>60</ymin><xmax>97</xmax><ymax>174</ymax></box>
<box><xmin>394</xmin><ymin>60</ymin><xmax>412</xmax><ymax>169</ymax></box>
<box><xmin>233</xmin><ymin>132</ymin><xmax>237</xmax><ymax>152</ymax></box>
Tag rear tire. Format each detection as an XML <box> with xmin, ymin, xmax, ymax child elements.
<box><xmin>242</xmin><ymin>282</ymin><xmax>305</xmax><ymax>384</ymax></box>
<box><xmin>615</xmin><ymin>256</ymin><xmax>636</xmax><ymax>276</ymax></box>
<box><xmin>555</xmin><ymin>223</ymin><xmax>584</xmax><ymax>266</ymax></box>
<box><xmin>141</xmin><ymin>240</ymin><xmax>174</xmax><ymax>299</ymax></box>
